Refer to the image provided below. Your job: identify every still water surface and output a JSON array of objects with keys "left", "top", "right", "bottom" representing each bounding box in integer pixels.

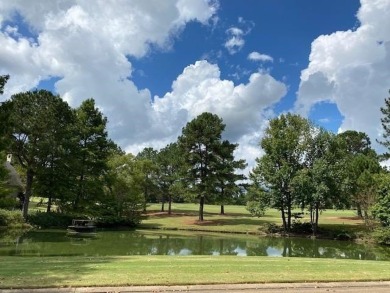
[{"left": 1, "top": 229, "right": 389, "bottom": 260}]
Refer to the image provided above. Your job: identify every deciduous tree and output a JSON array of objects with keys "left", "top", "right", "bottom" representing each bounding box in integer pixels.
[
  {"left": 252, "top": 114, "right": 311, "bottom": 232},
  {"left": 156, "top": 143, "right": 184, "bottom": 214},
  {"left": 3, "top": 90, "right": 74, "bottom": 218}
]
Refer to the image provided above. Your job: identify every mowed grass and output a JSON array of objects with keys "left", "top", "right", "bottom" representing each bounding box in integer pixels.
[
  {"left": 1, "top": 255, "right": 390, "bottom": 288},
  {"left": 140, "top": 203, "right": 365, "bottom": 234}
]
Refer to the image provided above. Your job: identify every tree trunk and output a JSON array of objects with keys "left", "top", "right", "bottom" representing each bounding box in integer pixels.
[
  {"left": 287, "top": 193, "right": 292, "bottom": 232},
  {"left": 310, "top": 206, "right": 313, "bottom": 224},
  {"left": 281, "top": 206, "right": 287, "bottom": 232},
  {"left": 168, "top": 194, "right": 172, "bottom": 215},
  {"left": 287, "top": 208, "right": 292, "bottom": 232},
  {"left": 313, "top": 203, "right": 319, "bottom": 236},
  {"left": 356, "top": 203, "right": 362, "bottom": 217},
  {"left": 161, "top": 201, "right": 165, "bottom": 212},
  {"left": 199, "top": 195, "right": 204, "bottom": 221},
  {"left": 143, "top": 186, "right": 148, "bottom": 212},
  {"left": 22, "top": 169, "right": 34, "bottom": 219},
  {"left": 46, "top": 196, "right": 52, "bottom": 213},
  {"left": 220, "top": 204, "right": 224, "bottom": 215}
]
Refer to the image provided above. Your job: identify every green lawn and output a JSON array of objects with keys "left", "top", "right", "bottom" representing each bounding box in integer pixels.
[
  {"left": 1, "top": 255, "right": 390, "bottom": 288},
  {"left": 140, "top": 203, "right": 365, "bottom": 235}
]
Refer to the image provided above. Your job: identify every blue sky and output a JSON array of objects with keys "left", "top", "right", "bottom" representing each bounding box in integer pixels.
[
  {"left": 130, "top": 0, "right": 360, "bottom": 132},
  {"left": 0, "top": 0, "right": 389, "bottom": 171}
]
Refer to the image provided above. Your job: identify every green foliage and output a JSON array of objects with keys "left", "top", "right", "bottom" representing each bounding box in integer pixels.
[
  {"left": 104, "top": 152, "right": 144, "bottom": 219},
  {"left": 0, "top": 209, "right": 24, "bottom": 227},
  {"left": 265, "top": 223, "right": 282, "bottom": 234},
  {"left": 370, "top": 173, "right": 390, "bottom": 227},
  {"left": 372, "top": 193, "right": 390, "bottom": 227},
  {"left": 214, "top": 140, "right": 246, "bottom": 212},
  {"left": 27, "top": 212, "right": 74, "bottom": 228},
  {"left": 95, "top": 212, "right": 141, "bottom": 228},
  {"left": 2, "top": 89, "right": 75, "bottom": 218},
  {"left": 136, "top": 147, "right": 160, "bottom": 209},
  {"left": 178, "top": 112, "right": 226, "bottom": 221},
  {"left": 337, "top": 131, "right": 381, "bottom": 219},
  {"left": 245, "top": 187, "right": 268, "bottom": 217},
  {"left": 290, "top": 220, "right": 313, "bottom": 234},
  {"left": 71, "top": 98, "right": 113, "bottom": 211},
  {"left": 0, "top": 195, "right": 18, "bottom": 210},
  {"left": 252, "top": 114, "right": 312, "bottom": 231},
  {"left": 246, "top": 201, "right": 266, "bottom": 217},
  {"left": 372, "top": 228, "right": 390, "bottom": 246},
  {"left": 178, "top": 112, "right": 245, "bottom": 220},
  {"left": 156, "top": 143, "right": 185, "bottom": 213}
]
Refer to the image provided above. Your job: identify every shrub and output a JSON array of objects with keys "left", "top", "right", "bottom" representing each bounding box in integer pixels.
[
  {"left": 372, "top": 228, "right": 390, "bottom": 246},
  {"left": 96, "top": 211, "right": 142, "bottom": 228},
  {"left": 372, "top": 194, "right": 390, "bottom": 227},
  {"left": 27, "top": 212, "right": 74, "bottom": 228},
  {"left": 266, "top": 223, "right": 282, "bottom": 234},
  {"left": 290, "top": 220, "right": 313, "bottom": 234},
  {"left": 246, "top": 201, "right": 266, "bottom": 217},
  {"left": 335, "top": 230, "right": 353, "bottom": 241},
  {"left": 0, "top": 209, "right": 24, "bottom": 227}
]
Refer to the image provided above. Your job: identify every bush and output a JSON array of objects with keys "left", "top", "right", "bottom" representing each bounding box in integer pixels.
[
  {"left": 266, "top": 223, "right": 282, "bottom": 234},
  {"left": 0, "top": 209, "right": 24, "bottom": 227},
  {"left": 96, "top": 212, "right": 142, "bottom": 228},
  {"left": 372, "top": 228, "right": 390, "bottom": 246},
  {"left": 27, "top": 212, "right": 74, "bottom": 228},
  {"left": 372, "top": 194, "right": 390, "bottom": 227},
  {"left": 335, "top": 231, "right": 352, "bottom": 241},
  {"left": 246, "top": 201, "right": 266, "bottom": 217},
  {"left": 290, "top": 220, "right": 313, "bottom": 234}
]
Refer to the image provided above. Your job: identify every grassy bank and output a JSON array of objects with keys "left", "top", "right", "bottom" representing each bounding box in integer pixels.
[
  {"left": 1, "top": 255, "right": 390, "bottom": 288},
  {"left": 140, "top": 203, "right": 366, "bottom": 236}
]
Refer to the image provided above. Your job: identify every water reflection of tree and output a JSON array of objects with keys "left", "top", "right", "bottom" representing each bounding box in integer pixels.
[
  {"left": 265, "top": 237, "right": 382, "bottom": 260},
  {"left": 217, "top": 239, "right": 239, "bottom": 255},
  {"left": 2, "top": 231, "right": 390, "bottom": 260}
]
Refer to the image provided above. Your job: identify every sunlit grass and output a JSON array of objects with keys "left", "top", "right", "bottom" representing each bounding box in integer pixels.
[
  {"left": 141, "top": 203, "right": 365, "bottom": 234},
  {"left": 1, "top": 255, "right": 389, "bottom": 288}
]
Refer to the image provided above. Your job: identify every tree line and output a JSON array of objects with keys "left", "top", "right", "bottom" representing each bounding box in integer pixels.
[
  {"left": 0, "top": 75, "right": 389, "bottom": 234},
  {"left": 0, "top": 77, "right": 246, "bottom": 224}
]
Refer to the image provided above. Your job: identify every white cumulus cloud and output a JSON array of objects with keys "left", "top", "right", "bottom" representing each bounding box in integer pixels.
[
  {"left": 0, "top": 0, "right": 218, "bottom": 146},
  {"left": 0, "top": 0, "right": 288, "bottom": 173},
  {"left": 151, "top": 60, "right": 287, "bottom": 169},
  {"left": 295, "top": 0, "right": 390, "bottom": 152},
  {"left": 248, "top": 51, "right": 273, "bottom": 62}
]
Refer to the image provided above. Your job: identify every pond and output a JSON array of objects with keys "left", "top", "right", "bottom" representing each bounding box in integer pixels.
[{"left": 1, "top": 229, "right": 389, "bottom": 260}]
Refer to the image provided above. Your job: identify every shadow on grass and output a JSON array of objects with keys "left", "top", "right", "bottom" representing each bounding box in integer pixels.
[
  {"left": 190, "top": 217, "right": 270, "bottom": 227},
  {"left": 0, "top": 256, "right": 114, "bottom": 289}
]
